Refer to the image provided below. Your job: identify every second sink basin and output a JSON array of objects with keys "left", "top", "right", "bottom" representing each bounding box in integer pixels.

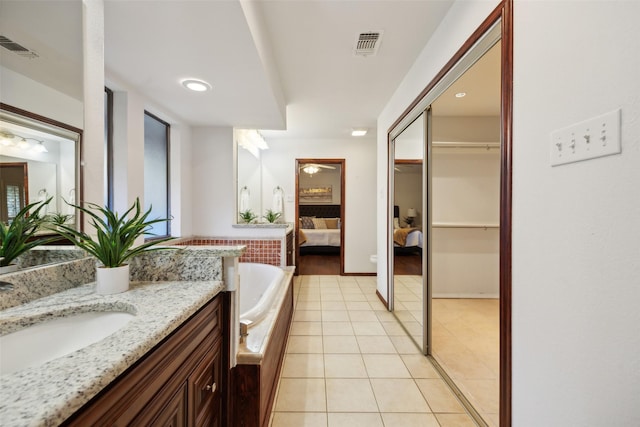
[{"left": 0, "top": 311, "right": 135, "bottom": 375}]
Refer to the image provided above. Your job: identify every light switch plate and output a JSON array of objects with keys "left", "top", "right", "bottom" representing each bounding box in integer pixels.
[{"left": 550, "top": 108, "right": 621, "bottom": 167}]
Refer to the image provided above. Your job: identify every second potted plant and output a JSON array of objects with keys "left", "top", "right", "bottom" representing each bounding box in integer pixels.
[{"left": 55, "top": 198, "right": 173, "bottom": 294}]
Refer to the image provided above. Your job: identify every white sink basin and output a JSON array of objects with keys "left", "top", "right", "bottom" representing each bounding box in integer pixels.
[{"left": 0, "top": 311, "right": 135, "bottom": 375}]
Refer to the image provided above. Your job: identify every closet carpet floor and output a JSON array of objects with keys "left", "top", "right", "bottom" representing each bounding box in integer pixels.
[{"left": 268, "top": 275, "right": 479, "bottom": 427}]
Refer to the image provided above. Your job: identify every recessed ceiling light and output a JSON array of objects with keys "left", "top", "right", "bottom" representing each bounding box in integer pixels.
[
  {"left": 351, "top": 128, "right": 368, "bottom": 137},
  {"left": 181, "top": 79, "right": 212, "bottom": 92},
  {"left": 455, "top": 92, "right": 467, "bottom": 98}
]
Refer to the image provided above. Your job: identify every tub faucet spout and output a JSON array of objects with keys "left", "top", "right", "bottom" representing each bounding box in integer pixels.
[{"left": 239, "top": 320, "right": 252, "bottom": 343}]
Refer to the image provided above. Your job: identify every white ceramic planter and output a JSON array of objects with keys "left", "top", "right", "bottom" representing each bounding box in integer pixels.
[{"left": 95, "top": 264, "right": 130, "bottom": 295}]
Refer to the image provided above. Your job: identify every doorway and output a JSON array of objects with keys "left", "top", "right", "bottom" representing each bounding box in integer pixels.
[
  {"left": 295, "top": 158, "right": 345, "bottom": 275},
  {"left": 0, "top": 163, "right": 29, "bottom": 223},
  {"left": 387, "top": 5, "right": 512, "bottom": 426}
]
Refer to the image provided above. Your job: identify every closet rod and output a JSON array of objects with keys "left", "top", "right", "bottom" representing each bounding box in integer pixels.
[
  {"left": 432, "top": 141, "right": 500, "bottom": 149},
  {"left": 432, "top": 222, "right": 500, "bottom": 230}
]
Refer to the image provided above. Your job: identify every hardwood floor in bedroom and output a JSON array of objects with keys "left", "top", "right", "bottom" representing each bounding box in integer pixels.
[{"left": 298, "top": 254, "right": 340, "bottom": 275}]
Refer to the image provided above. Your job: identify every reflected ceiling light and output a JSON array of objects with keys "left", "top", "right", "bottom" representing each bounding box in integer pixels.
[
  {"left": 17, "top": 138, "right": 30, "bottom": 149},
  {"left": 455, "top": 92, "right": 467, "bottom": 98},
  {"left": 33, "top": 141, "right": 48, "bottom": 153},
  {"left": 236, "top": 129, "right": 268, "bottom": 158},
  {"left": 302, "top": 165, "right": 320, "bottom": 175},
  {"left": 0, "top": 131, "right": 15, "bottom": 146},
  {"left": 181, "top": 78, "right": 212, "bottom": 92},
  {"left": 351, "top": 128, "right": 368, "bottom": 137}
]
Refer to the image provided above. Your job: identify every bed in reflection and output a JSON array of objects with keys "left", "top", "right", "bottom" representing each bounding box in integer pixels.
[{"left": 393, "top": 205, "right": 422, "bottom": 255}]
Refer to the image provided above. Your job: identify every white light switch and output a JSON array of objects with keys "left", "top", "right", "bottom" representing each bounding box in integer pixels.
[{"left": 550, "top": 108, "right": 621, "bottom": 166}]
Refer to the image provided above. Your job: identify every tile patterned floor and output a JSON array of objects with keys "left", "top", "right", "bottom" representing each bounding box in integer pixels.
[
  {"left": 392, "top": 275, "right": 499, "bottom": 426},
  {"left": 269, "top": 275, "right": 478, "bottom": 427}
]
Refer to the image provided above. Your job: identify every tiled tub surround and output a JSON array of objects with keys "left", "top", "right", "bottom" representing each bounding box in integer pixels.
[
  {"left": 0, "top": 245, "right": 245, "bottom": 426},
  {"left": 176, "top": 237, "right": 283, "bottom": 266}
]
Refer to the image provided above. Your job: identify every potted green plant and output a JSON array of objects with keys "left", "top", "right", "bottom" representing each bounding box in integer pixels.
[
  {"left": 55, "top": 198, "right": 173, "bottom": 294},
  {"left": 45, "top": 211, "right": 74, "bottom": 229},
  {"left": 0, "top": 198, "right": 55, "bottom": 273},
  {"left": 263, "top": 209, "right": 282, "bottom": 224},
  {"left": 239, "top": 209, "right": 258, "bottom": 224}
]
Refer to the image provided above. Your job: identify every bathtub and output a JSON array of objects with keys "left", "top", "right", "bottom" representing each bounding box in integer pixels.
[
  {"left": 238, "top": 262, "right": 286, "bottom": 325},
  {"left": 233, "top": 262, "right": 294, "bottom": 427}
]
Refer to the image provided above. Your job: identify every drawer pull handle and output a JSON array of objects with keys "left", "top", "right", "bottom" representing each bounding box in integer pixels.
[{"left": 205, "top": 383, "right": 217, "bottom": 393}]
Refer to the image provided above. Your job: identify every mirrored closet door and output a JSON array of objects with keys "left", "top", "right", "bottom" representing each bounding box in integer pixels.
[
  {"left": 388, "top": 21, "right": 503, "bottom": 426},
  {"left": 391, "top": 113, "right": 426, "bottom": 351}
]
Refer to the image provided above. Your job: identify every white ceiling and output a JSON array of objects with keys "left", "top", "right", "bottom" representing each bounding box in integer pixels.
[{"left": 4, "top": 1, "right": 499, "bottom": 142}]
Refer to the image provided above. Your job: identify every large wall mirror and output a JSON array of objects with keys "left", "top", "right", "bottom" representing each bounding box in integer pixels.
[{"left": 0, "top": 104, "right": 82, "bottom": 230}]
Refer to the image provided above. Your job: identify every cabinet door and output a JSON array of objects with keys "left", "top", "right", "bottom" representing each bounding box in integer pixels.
[
  {"left": 190, "top": 342, "right": 222, "bottom": 427},
  {"left": 133, "top": 381, "right": 188, "bottom": 427}
]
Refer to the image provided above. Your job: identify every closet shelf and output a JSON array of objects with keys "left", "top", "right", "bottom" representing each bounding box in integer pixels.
[
  {"left": 432, "top": 141, "right": 500, "bottom": 149},
  {"left": 432, "top": 222, "right": 499, "bottom": 229}
]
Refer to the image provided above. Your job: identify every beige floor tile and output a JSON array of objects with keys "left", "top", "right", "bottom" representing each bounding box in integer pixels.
[
  {"left": 322, "top": 310, "right": 350, "bottom": 322},
  {"left": 297, "top": 301, "right": 323, "bottom": 310},
  {"left": 323, "top": 321, "right": 354, "bottom": 336},
  {"left": 281, "top": 353, "right": 325, "bottom": 378},
  {"left": 363, "top": 354, "right": 411, "bottom": 378},
  {"left": 323, "top": 335, "right": 360, "bottom": 353},
  {"left": 433, "top": 413, "right": 477, "bottom": 427},
  {"left": 290, "top": 321, "right": 322, "bottom": 336},
  {"left": 374, "top": 310, "right": 396, "bottom": 321},
  {"left": 270, "top": 412, "right": 327, "bottom": 427},
  {"left": 326, "top": 378, "right": 379, "bottom": 412},
  {"left": 321, "top": 293, "right": 345, "bottom": 302},
  {"left": 297, "top": 293, "right": 322, "bottom": 302},
  {"left": 347, "top": 310, "right": 378, "bottom": 322},
  {"left": 322, "top": 301, "right": 347, "bottom": 311},
  {"left": 352, "top": 321, "right": 386, "bottom": 336},
  {"left": 380, "top": 413, "right": 440, "bottom": 427},
  {"left": 294, "top": 310, "right": 322, "bottom": 322},
  {"left": 381, "top": 321, "right": 408, "bottom": 336},
  {"left": 324, "top": 354, "right": 367, "bottom": 378},
  {"left": 327, "top": 412, "right": 384, "bottom": 427},
  {"left": 356, "top": 336, "right": 397, "bottom": 354},
  {"left": 370, "top": 378, "right": 430, "bottom": 413},
  {"left": 345, "top": 301, "right": 373, "bottom": 311},
  {"left": 286, "top": 335, "right": 323, "bottom": 354},
  {"left": 389, "top": 335, "right": 422, "bottom": 354},
  {"left": 275, "top": 378, "right": 326, "bottom": 412},
  {"left": 342, "top": 293, "right": 368, "bottom": 302},
  {"left": 415, "top": 379, "right": 464, "bottom": 413},
  {"left": 401, "top": 355, "right": 440, "bottom": 379}
]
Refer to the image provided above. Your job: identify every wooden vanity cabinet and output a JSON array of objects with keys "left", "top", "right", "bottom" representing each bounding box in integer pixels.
[{"left": 63, "top": 294, "right": 226, "bottom": 427}]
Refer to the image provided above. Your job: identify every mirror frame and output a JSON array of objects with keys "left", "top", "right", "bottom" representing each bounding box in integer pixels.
[{"left": 0, "top": 102, "right": 83, "bottom": 233}]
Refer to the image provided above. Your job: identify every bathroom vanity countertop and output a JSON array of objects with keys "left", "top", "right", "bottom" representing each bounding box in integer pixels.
[{"left": 0, "top": 279, "right": 225, "bottom": 426}]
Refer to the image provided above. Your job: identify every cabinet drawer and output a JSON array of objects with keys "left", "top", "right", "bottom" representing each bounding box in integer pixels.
[{"left": 190, "top": 341, "right": 222, "bottom": 427}]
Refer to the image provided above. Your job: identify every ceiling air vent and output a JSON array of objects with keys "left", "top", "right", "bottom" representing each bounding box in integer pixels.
[
  {"left": 0, "top": 35, "right": 39, "bottom": 59},
  {"left": 354, "top": 31, "right": 382, "bottom": 57}
]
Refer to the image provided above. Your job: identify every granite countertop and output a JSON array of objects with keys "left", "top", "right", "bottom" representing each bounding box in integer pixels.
[{"left": 0, "top": 279, "right": 225, "bottom": 426}]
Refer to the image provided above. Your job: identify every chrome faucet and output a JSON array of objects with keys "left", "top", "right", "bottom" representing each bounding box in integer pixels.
[{"left": 0, "top": 281, "right": 14, "bottom": 291}]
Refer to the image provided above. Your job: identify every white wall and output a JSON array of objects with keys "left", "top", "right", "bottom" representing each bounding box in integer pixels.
[
  {"left": 260, "top": 137, "right": 377, "bottom": 273},
  {"left": 0, "top": 66, "right": 83, "bottom": 129},
  {"left": 512, "top": 1, "right": 640, "bottom": 425},
  {"left": 379, "top": 0, "right": 640, "bottom": 424}
]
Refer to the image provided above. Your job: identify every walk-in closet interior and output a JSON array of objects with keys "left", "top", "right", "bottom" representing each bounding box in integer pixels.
[{"left": 388, "top": 28, "right": 501, "bottom": 426}]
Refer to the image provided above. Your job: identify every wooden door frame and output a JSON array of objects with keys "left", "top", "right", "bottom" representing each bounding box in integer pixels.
[
  {"left": 295, "top": 158, "right": 346, "bottom": 275},
  {"left": 385, "top": 1, "right": 513, "bottom": 425}
]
